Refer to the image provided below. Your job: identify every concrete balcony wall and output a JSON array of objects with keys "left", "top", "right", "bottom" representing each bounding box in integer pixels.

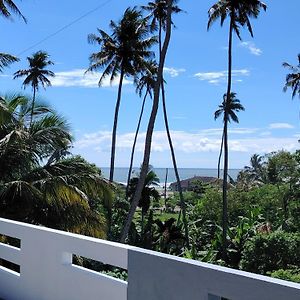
[{"left": 0, "top": 218, "right": 299, "bottom": 300}]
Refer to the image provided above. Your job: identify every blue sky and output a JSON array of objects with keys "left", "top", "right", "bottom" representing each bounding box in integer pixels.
[{"left": 0, "top": 0, "right": 299, "bottom": 169}]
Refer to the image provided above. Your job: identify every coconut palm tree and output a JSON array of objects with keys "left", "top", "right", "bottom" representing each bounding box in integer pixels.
[
  {"left": 208, "top": 0, "right": 266, "bottom": 257},
  {"left": 87, "top": 7, "right": 156, "bottom": 183},
  {"left": 120, "top": 0, "right": 173, "bottom": 243},
  {"left": 0, "top": 94, "right": 112, "bottom": 237},
  {"left": 0, "top": 1, "right": 27, "bottom": 73},
  {"left": 283, "top": 54, "right": 300, "bottom": 99},
  {"left": 142, "top": 0, "right": 182, "bottom": 50},
  {"left": 214, "top": 92, "right": 244, "bottom": 256},
  {"left": 142, "top": 0, "right": 189, "bottom": 247},
  {"left": 13, "top": 51, "right": 55, "bottom": 127},
  {"left": 127, "top": 167, "right": 160, "bottom": 236},
  {"left": 0, "top": 53, "right": 19, "bottom": 72},
  {"left": 126, "top": 60, "right": 158, "bottom": 195},
  {"left": 0, "top": 0, "right": 26, "bottom": 22}
]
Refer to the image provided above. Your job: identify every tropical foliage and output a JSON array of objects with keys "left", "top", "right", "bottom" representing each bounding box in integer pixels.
[
  {"left": 283, "top": 54, "right": 300, "bottom": 99},
  {"left": 0, "top": 95, "right": 112, "bottom": 237}
]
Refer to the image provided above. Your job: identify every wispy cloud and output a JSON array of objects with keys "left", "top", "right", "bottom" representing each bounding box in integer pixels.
[
  {"left": 240, "top": 41, "right": 262, "bottom": 56},
  {"left": 51, "top": 69, "right": 132, "bottom": 88},
  {"left": 164, "top": 67, "right": 186, "bottom": 77},
  {"left": 269, "top": 123, "right": 295, "bottom": 129},
  {"left": 194, "top": 69, "right": 250, "bottom": 84}
]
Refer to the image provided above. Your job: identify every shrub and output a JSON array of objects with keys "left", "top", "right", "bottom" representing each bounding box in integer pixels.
[
  {"left": 240, "top": 232, "right": 300, "bottom": 275},
  {"left": 270, "top": 269, "right": 300, "bottom": 283}
]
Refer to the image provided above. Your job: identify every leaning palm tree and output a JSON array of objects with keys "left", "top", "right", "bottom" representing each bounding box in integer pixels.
[
  {"left": 120, "top": 0, "right": 173, "bottom": 243},
  {"left": 87, "top": 7, "right": 156, "bottom": 183},
  {"left": 142, "top": 0, "right": 189, "bottom": 248},
  {"left": 214, "top": 92, "right": 244, "bottom": 255},
  {"left": 13, "top": 51, "right": 55, "bottom": 127},
  {"left": 283, "top": 54, "right": 300, "bottom": 99},
  {"left": 126, "top": 60, "right": 158, "bottom": 195},
  {"left": 208, "top": 0, "right": 266, "bottom": 258}
]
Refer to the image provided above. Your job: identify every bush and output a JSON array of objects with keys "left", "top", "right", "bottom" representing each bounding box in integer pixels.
[
  {"left": 270, "top": 269, "right": 300, "bottom": 283},
  {"left": 240, "top": 232, "right": 300, "bottom": 275}
]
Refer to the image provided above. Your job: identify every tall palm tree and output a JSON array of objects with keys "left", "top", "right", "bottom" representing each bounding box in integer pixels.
[
  {"left": 208, "top": 0, "right": 266, "bottom": 257},
  {"left": 120, "top": 0, "right": 173, "bottom": 243},
  {"left": 142, "top": 0, "right": 189, "bottom": 247},
  {"left": 214, "top": 92, "right": 244, "bottom": 256},
  {"left": 0, "top": 0, "right": 26, "bottom": 22},
  {"left": 0, "top": 94, "right": 112, "bottom": 237},
  {"left": 283, "top": 54, "right": 300, "bottom": 99},
  {"left": 13, "top": 51, "right": 55, "bottom": 127},
  {"left": 87, "top": 7, "right": 156, "bottom": 183},
  {"left": 126, "top": 60, "right": 158, "bottom": 195},
  {"left": 127, "top": 167, "right": 160, "bottom": 236}
]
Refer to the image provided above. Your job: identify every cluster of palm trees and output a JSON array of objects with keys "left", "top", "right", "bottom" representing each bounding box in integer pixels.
[
  {"left": 208, "top": 0, "right": 267, "bottom": 257},
  {"left": 86, "top": 1, "right": 189, "bottom": 244},
  {"left": 1, "top": 0, "right": 300, "bottom": 253},
  {"left": 0, "top": 1, "right": 112, "bottom": 237}
]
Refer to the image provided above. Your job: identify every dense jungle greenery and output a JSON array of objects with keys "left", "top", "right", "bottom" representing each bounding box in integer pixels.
[{"left": 0, "top": 0, "right": 299, "bottom": 284}]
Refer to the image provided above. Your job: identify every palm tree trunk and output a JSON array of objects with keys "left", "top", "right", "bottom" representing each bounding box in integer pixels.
[
  {"left": 217, "top": 130, "right": 224, "bottom": 179},
  {"left": 164, "top": 168, "right": 168, "bottom": 209},
  {"left": 30, "top": 86, "right": 36, "bottom": 128},
  {"left": 109, "top": 69, "right": 124, "bottom": 182},
  {"left": 126, "top": 91, "right": 148, "bottom": 196},
  {"left": 161, "top": 80, "right": 190, "bottom": 248},
  {"left": 120, "top": 0, "right": 173, "bottom": 243},
  {"left": 222, "top": 17, "right": 233, "bottom": 259},
  {"left": 141, "top": 209, "right": 145, "bottom": 238}
]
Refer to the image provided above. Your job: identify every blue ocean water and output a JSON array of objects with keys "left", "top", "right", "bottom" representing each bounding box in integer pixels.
[{"left": 101, "top": 167, "right": 241, "bottom": 184}]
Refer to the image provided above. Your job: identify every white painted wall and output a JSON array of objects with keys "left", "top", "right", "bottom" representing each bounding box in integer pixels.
[{"left": 0, "top": 218, "right": 299, "bottom": 300}]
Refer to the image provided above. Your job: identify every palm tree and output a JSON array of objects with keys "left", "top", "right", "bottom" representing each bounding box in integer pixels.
[
  {"left": 0, "top": 1, "right": 26, "bottom": 73},
  {"left": 87, "top": 7, "right": 156, "bottom": 183},
  {"left": 126, "top": 60, "right": 158, "bottom": 195},
  {"left": 13, "top": 51, "right": 55, "bottom": 127},
  {"left": 214, "top": 92, "right": 244, "bottom": 256},
  {"left": 120, "top": 0, "right": 173, "bottom": 243},
  {"left": 208, "top": 0, "right": 266, "bottom": 258},
  {"left": 0, "top": 94, "right": 112, "bottom": 237},
  {"left": 0, "top": 0, "right": 26, "bottom": 22},
  {"left": 283, "top": 54, "right": 300, "bottom": 99},
  {"left": 154, "top": 217, "right": 184, "bottom": 253},
  {"left": 142, "top": 0, "right": 182, "bottom": 51},
  {"left": 0, "top": 53, "right": 19, "bottom": 72},
  {"left": 142, "top": 0, "right": 189, "bottom": 247},
  {"left": 127, "top": 167, "right": 160, "bottom": 236}
]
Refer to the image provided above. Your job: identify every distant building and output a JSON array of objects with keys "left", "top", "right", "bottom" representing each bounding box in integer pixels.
[{"left": 169, "top": 176, "right": 220, "bottom": 192}]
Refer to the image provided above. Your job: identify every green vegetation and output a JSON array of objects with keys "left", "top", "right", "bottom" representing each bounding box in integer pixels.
[{"left": 1, "top": 0, "right": 299, "bottom": 285}]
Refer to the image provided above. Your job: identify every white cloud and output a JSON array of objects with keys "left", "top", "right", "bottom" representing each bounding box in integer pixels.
[
  {"left": 164, "top": 67, "right": 186, "bottom": 77},
  {"left": 194, "top": 69, "right": 250, "bottom": 84},
  {"left": 52, "top": 69, "right": 132, "bottom": 88},
  {"left": 269, "top": 123, "right": 295, "bottom": 129},
  {"left": 240, "top": 41, "right": 262, "bottom": 56},
  {"left": 74, "top": 128, "right": 298, "bottom": 155}
]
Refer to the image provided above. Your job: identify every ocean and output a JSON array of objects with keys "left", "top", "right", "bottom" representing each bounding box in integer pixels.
[{"left": 100, "top": 167, "right": 241, "bottom": 185}]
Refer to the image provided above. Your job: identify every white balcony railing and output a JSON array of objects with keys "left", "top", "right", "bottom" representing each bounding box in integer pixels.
[{"left": 0, "top": 217, "right": 299, "bottom": 300}]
